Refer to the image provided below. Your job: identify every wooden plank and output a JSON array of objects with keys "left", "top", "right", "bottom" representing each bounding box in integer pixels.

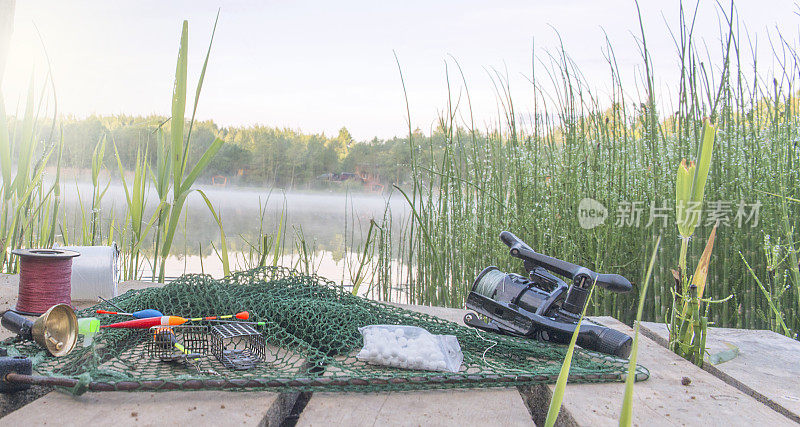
[
  {"left": 0, "top": 390, "right": 298, "bottom": 427},
  {"left": 299, "top": 389, "right": 533, "bottom": 427},
  {"left": 641, "top": 321, "right": 800, "bottom": 424},
  {"left": 379, "top": 306, "right": 797, "bottom": 426},
  {"left": 0, "top": 277, "right": 297, "bottom": 426},
  {"left": 301, "top": 306, "right": 793, "bottom": 426},
  {"left": 297, "top": 303, "right": 536, "bottom": 426},
  {"left": 528, "top": 316, "right": 793, "bottom": 427}
]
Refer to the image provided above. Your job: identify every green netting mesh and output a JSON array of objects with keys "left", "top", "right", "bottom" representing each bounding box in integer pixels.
[{"left": 2, "top": 267, "right": 648, "bottom": 394}]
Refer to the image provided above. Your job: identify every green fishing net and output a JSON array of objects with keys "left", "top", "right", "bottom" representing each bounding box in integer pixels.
[{"left": 2, "top": 266, "right": 648, "bottom": 394}]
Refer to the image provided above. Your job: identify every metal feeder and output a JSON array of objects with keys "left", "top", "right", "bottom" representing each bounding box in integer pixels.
[
  {"left": 145, "top": 325, "right": 208, "bottom": 361},
  {"left": 210, "top": 323, "right": 265, "bottom": 370}
]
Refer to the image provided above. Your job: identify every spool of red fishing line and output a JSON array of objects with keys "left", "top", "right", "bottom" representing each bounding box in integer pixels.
[{"left": 12, "top": 249, "right": 80, "bottom": 316}]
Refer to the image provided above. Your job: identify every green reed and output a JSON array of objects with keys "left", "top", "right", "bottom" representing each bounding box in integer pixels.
[
  {"left": 0, "top": 74, "right": 61, "bottom": 272},
  {"left": 0, "top": 15, "right": 227, "bottom": 283},
  {"left": 385, "top": 1, "right": 799, "bottom": 333},
  {"left": 155, "top": 15, "right": 224, "bottom": 283}
]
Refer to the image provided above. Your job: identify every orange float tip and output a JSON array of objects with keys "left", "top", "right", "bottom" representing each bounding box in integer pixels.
[
  {"left": 236, "top": 311, "right": 250, "bottom": 320},
  {"left": 165, "top": 316, "right": 188, "bottom": 326}
]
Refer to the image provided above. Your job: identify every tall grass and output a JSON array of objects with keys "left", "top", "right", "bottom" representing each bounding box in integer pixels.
[
  {"left": 0, "top": 16, "right": 227, "bottom": 283},
  {"left": 0, "top": 75, "right": 61, "bottom": 273},
  {"left": 155, "top": 16, "right": 224, "bottom": 282},
  {"left": 381, "top": 1, "right": 800, "bottom": 332},
  {"left": 114, "top": 140, "right": 151, "bottom": 280},
  {"left": 88, "top": 134, "right": 109, "bottom": 244}
]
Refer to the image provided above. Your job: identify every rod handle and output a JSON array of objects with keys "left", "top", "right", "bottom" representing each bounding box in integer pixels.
[{"left": 0, "top": 311, "right": 35, "bottom": 340}]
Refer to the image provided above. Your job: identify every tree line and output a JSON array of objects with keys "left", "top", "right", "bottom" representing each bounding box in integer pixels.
[{"left": 50, "top": 114, "right": 429, "bottom": 190}]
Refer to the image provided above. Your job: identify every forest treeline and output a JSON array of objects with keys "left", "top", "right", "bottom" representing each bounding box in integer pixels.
[{"left": 49, "top": 114, "right": 432, "bottom": 189}]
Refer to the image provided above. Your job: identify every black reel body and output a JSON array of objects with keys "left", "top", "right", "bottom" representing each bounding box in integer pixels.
[{"left": 464, "top": 231, "right": 633, "bottom": 358}]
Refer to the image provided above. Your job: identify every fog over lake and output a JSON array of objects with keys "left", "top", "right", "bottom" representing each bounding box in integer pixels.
[{"left": 61, "top": 180, "right": 411, "bottom": 282}]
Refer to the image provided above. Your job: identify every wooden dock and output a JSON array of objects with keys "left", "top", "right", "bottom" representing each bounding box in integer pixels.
[{"left": 0, "top": 276, "right": 796, "bottom": 426}]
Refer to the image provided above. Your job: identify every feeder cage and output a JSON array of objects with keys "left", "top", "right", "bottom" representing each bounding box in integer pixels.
[
  {"left": 210, "top": 323, "right": 266, "bottom": 370},
  {"left": 146, "top": 325, "right": 209, "bottom": 361}
]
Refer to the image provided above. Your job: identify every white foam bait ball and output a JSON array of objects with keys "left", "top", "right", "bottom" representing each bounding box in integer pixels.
[{"left": 359, "top": 325, "right": 462, "bottom": 373}]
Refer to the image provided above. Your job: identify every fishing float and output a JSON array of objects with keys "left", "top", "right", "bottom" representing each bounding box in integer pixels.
[
  {"left": 99, "top": 312, "right": 251, "bottom": 329},
  {"left": 186, "top": 311, "right": 249, "bottom": 322},
  {"left": 100, "top": 316, "right": 188, "bottom": 329},
  {"left": 96, "top": 296, "right": 164, "bottom": 318},
  {"left": 96, "top": 309, "right": 164, "bottom": 318}
]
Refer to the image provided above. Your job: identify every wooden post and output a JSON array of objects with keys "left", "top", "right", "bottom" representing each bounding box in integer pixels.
[{"left": 0, "top": 0, "right": 15, "bottom": 84}]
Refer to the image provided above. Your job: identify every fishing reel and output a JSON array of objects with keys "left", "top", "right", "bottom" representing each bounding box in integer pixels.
[{"left": 464, "top": 231, "right": 634, "bottom": 358}]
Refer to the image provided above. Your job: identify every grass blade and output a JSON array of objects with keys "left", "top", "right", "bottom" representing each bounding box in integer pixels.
[
  {"left": 184, "top": 9, "right": 220, "bottom": 158},
  {"left": 544, "top": 284, "right": 595, "bottom": 427},
  {"left": 171, "top": 21, "right": 188, "bottom": 185},
  {"left": 271, "top": 208, "right": 284, "bottom": 267},
  {"left": 691, "top": 225, "right": 717, "bottom": 299},
  {"left": 350, "top": 219, "right": 378, "bottom": 296},
  {"left": 619, "top": 236, "right": 661, "bottom": 426},
  {"left": 197, "top": 189, "right": 229, "bottom": 276},
  {"left": 740, "top": 252, "right": 791, "bottom": 336},
  {"left": 690, "top": 119, "right": 716, "bottom": 206},
  {"left": 14, "top": 76, "right": 36, "bottom": 198},
  {"left": 0, "top": 90, "right": 10, "bottom": 192},
  {"left": 180, "top": 137, "right": 224, "bottom": 194},
  {"left": 113, "top": 140, "right": 133, "bottom": 215}
]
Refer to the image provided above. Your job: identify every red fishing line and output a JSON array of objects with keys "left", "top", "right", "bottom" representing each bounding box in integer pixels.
[{"left": 13, "top": 249, "right": 79, "bottom": 315}]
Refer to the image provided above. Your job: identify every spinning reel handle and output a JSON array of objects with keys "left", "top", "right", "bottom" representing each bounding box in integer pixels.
[{"left": 499, "top": 231, "right": 632, "bottom": 293}]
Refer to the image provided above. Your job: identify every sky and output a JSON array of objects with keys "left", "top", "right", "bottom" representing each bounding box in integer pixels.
[{"left": 2, "top": 1, "right": 799, "bottom": 141}]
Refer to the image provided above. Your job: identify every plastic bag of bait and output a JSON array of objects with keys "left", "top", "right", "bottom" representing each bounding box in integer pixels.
[{"left": 356, "top": 325, "right": 463, "bottom": 372}]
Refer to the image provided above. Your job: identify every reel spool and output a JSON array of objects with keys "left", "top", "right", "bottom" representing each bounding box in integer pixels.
[
  {"left": 57, "top": 244, "right": 119, "bottom": 300},
  {"left": 12, "top": 249, "right": 80, "bottom": 316},
  {"left": 471, "top": 266, "right": 559, "bottom": 316}
]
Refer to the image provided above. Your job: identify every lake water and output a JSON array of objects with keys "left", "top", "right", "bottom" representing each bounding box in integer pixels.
[{"left": 60, "top": 181, "right": 412, "bottom": 287}]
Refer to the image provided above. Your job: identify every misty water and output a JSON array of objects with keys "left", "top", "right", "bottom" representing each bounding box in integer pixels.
[{"left": 60, "top": 180, "right": 411, "bottom": 285}]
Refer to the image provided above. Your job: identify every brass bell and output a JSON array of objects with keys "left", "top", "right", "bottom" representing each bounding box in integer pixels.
[{"left": 1, "top": 304, "right": 79, "bottom": 357}]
